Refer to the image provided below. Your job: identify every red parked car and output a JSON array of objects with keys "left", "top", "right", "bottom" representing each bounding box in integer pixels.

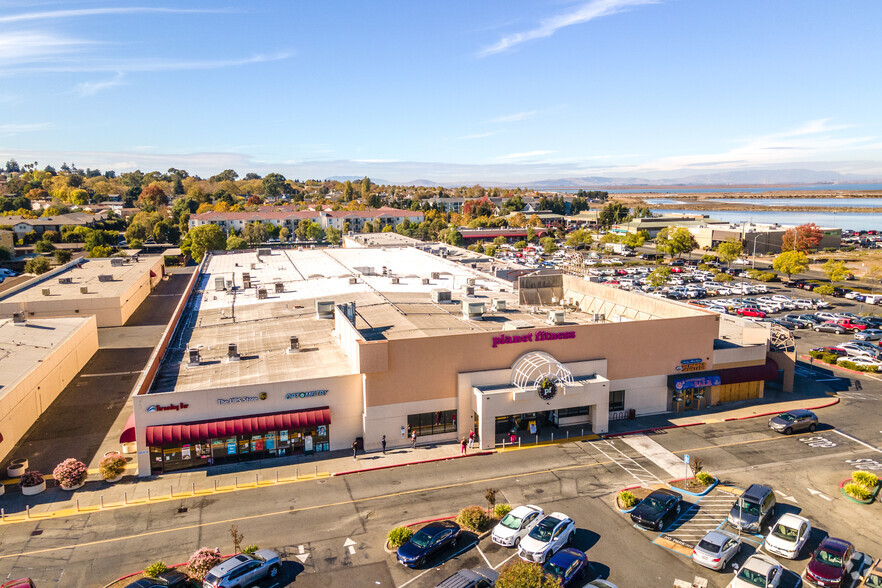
[
  {"left": 736, "top": 308, "right": 766, "bottom": 318},
  {"left": 802, "top": 537, "right": 854, "bottom": 587},
  {"left": 835, "top": 319, "right": 867, "bottom": 332}
]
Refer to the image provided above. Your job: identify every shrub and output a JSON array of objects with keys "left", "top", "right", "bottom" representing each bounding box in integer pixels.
[
  {"left": 618, "top": 490, "right": 637, "bottom": 508},
  {"left": 844, "top": 482, "right": 872, "bottom": 501},
  {"left": 52, "top": 458, "right": 88, "bottom": 488},
  {"left": 144, "top": 561, "right": 168, "bottom": 578},
  {"left": 714, "top": 272, "right": 734, "bottom": 283},
  {"left": 701, "top": 254, "right": 716, "bottom": 263},
  {"left": 19, "top": 470, "right": 44, "bottom": 488},
  {"left": 815, "top": 284, "right": 835, "bottom": 296},
  {"left": 852, "top": 471, "right": 879, "bottom": 488},
  {"left": 34, "top": 240, "right": 55, "bottom": 253},
  {"left": 496, "top": 560, "right": 560, "bottom": 588},
  {"left": 387, "top": 526, "right": 414, "bottom": 548},
  {"left": 494, "top": 503, "right": 513, "bottom": 518},
  {"left": 99, "top": 453, "right": 127, "bottom": 480},
  {"left": 457, "top": 505, "right": 490, "bottom": 532},
  {"left": 821, "top": 352, "right": 841, "bottom": 365},
  {"left": 695, "top": 472, "right": 715, "bottom": 485},
  {"left": 187, "top": 547, "right": 222, "bottom": 580},
  {"left": 242, "top": 544, "right": 259, "bottom": 554},
  {"left": 24, "top": 256, "right": 51, "bottom": 275}
]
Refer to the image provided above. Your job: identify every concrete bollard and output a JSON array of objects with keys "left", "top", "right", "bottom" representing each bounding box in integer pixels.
[
  {"left": 1, "top": 508, "right": 5, "bottom": 522},
  {"left": 100, "top": 495, "right": 104, "bottom": 509},
  {"left": 191, "top": 482, "right": 195, "bottom": 495},
  {"left": 295, "top": 467, "right": 299, "bottom": 481},
  {"left": 518, "top": 437, "right": 521, "bottom": 448},
  {"left": 275, "top": 471, "right": 279, "bottom": 484},
  {"left": 566, "top": 431, "right": 569, "bottom": 441},
  {"left": 502, "top": 439, "right": 506, "bottom": 451},
  {"left": 75, "top": 500, "right": 79, "bottom": 513},
  {"left": 551, "top": 433, "right": 554, "bottom": 443},
  {"left": 314, "top": 465, "right": 317, "bottom": 479},
  {"left": 255, "top": 473, "right": 259, "bottom": 486},
  {"left": 214, "top": 479, "right": 218, "bottom": 491},
  {"left": 235, "top": 476, "right": 238, "bottom": 488},
  {"left": 535, "top": 434, "right": 539, "bottom": 445},
  {"left": 124, "top": 492, "right": 128, "bottom": 505},
  {"left": 147, "top": 488, "right": 151, "bottom": 501},
  {"left": 169, "top": 485, "right": 173, "bottom": 499},
  {"left": 26, "top": 506, "right": 30, "bottom": 519}
]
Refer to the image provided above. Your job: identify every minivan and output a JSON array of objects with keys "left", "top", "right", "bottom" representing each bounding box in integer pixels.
[{"left": 727, "top": 484, "right": 776, "bottom": 534}]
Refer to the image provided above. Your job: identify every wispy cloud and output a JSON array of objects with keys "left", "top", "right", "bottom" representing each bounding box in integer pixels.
[
  {"left": 497, "top": 150, "right": 555, "bottom": 160},
  {"left": 491, "top": 111, "right": 535, "bottom": 123},
  {"left": 478, "top": 0, "right": 659, "bottom": 57},
  {"left": 0, "top": 30, "right": 93, "bottom": 65},
  {"left": 0, "top": 7, "right": 228, "bottom": 24},
  {"left": 72, "top": 72, "right": 124, "bottom": 97},
  {"left": 456, "top": 131, "right": 501, "bottom": 140},
  {"left": 0, "top": 122, "right": 52, "bottom": 134},
  {"left": 2, "top": 51, "right": 293, "bottom": 75}
]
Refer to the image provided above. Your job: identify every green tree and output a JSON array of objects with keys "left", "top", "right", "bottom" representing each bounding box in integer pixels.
[
  {"left": 138, "top": 184, "right": 168, "bottom": 209},
  {"left": 495, "top": 560, "right": 559, "bottom": 588},
  {"left": 565, "top": 229, "right": 593, "bottom": 248},
  {"left": 182, "top": 224, "right": 226, "bottom": 262},
  {"left": 772, "top": 250, "right": 809, "bottom": 280},
  {"left": 360, "top": 176, "right": 371, "bottom": 197},
  {"left": 622, "top": 230, "right": 648, "bottom": 249},
  {"left": 24, "top": 256, "right": 51, "bottom": 274},
  {"left": 153, "top": 220, "right": 180, "bottom": 244},
  {"left": 442, "top": 228, "right": 464, "bottom": 247},
  {"left": 526, "top": 227, "right": 536, "bottom": 243},
  {"left": 598, "top": 202, "right": 629, "bottom": 228},
  {"left": 823, "top": 259, "right": 849, "bottom": 284},
  {"left": 513, "top": 240, "right": 527, "bottom": 250},
  {"left": 714, "top": 272, "right": 734, "bottom": 283},
  {"left": 243, "top": 222, "right": 269, "bottom": 246},
  {"left": 716, "top": 238, "right": 744, "bottom": 268},
  {"left": 88, "top": 245, "right": 112, "bottom": 258},
  {"left": 34, "top": 240, "right": 56, "bottom": 253},
  {"left": 647, "top": 266, "right": 672, "bottom": 287},
  {"left": 540, "top": 236, "right": 558, "bottom": 254},
  {"left": 261, "top": 173, "right": 286, "bottom": 198},
  {"left": 54, "top": 249, "right": 73, "bottom": 264},
  {"left": 279, "top": 227, "right": 290, "bottom": 242},
  {"left": 226, "top": 234, "right": 248, "bottom": 250},
  {"left": 325, "top": 226, "right": 342, "bottom": 245},
  {"left": 656, "top": 226, "right": 698, "bottom": 259},
  {"left": 342, "top": 181, "right": 354, "bottom": 201}
]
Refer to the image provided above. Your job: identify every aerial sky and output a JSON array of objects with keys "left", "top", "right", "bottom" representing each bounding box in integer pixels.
[{"left": 2, "top": 0, "right": 881, "bottom": 184}]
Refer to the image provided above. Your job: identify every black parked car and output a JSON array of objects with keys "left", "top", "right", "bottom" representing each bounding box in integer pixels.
[
  {"left": 397, "top": 521, "right": 462, "bottom": 568},
  {"left": 630, "top": 488, "right": 682, "bottom": 531},
  {"left": 125, "top": 571, "right": 189, "bottom": 588}
]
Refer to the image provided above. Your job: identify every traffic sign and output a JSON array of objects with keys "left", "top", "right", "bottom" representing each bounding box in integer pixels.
[{"left": 684, "top": 454, "right": 690, "bottom": 464}]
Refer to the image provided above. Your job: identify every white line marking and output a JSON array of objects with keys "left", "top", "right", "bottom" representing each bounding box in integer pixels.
[
  {"left": 807, "top": 488, "right": 833, "bottom": 501},
  {"left": 621, "top": 434, "right": 689, "bottom": 479},
  {"left": 348, "top": 545, "right": 356, "bottom": 555},
  {"left": 476, "top": 545, "right": 492, "bottom": 568},
  {"left": 832, "top": 429, "right": 882, "bottom": 453},
  {"left": 492, "top": 552, "right": 519, "bottom": 570},
  {"left": 396, "top": 541, "right": 481, "bottom": 588},
  {"left": 774, "top": 490, "right": 797, "bottom": 503}
]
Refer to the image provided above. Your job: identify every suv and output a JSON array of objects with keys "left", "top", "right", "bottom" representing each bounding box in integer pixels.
[
  {"left": 727, "top": 484, "right": 776, "bottom": 534},
  {"left": 203, "top": 551, "right": 281, "bottom": 588},
  {"left": 435, "top": 568, "right": 498, "bottom": 588},
  {"left": 835, "top": 319, "right": 867, "bottom": 333},
  {"left": 126, "top": 571, "right": 189, "bottom": 588}
]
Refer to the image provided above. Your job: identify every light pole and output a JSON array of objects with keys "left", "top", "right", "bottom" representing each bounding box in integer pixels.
[{"left": 751, "top": 233, "right": 762, "bottom": 269}]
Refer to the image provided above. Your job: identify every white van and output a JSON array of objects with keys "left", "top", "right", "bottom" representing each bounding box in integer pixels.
[{"left": 864, "top": 294, "right": 882, "bottom": 305}]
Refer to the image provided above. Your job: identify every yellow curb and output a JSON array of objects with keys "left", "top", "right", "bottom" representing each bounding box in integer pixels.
[
  {"left": 0, "top": 471, "right": 331, "bottom": 526},
  {"left": 2, "top": 463, "right": 139, "bottom": 486},
  {"left": 497, "top": 434, "right": 600, "bottom": 452},
  {"left": 653, "top": 535, "right": 694, "bottom": 556},
  {"left": 715, "top": 485, "right": 744, "bottom": 496}
]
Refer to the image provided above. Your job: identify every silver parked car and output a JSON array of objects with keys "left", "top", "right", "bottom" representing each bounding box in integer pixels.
[
  {"left": 202, "top": 550, "right": 281, "bottom": 588},
  {"left": 768, "top": 409, "right": 818, "bottom": 435},
  {"left": 692, "top": 530, "right": 742, "bottom": 571}
]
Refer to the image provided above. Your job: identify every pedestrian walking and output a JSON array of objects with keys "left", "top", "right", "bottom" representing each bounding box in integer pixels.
[
  {"left": 467, "top": 429, "right": 475, "bottom": 449},
  {"left": 352, "top": 439, "right": 358, "bottom": 460},
  {"left": 509, "top": 431, "right": 517, "bottom": 445},
  {"left": 460, "top": 437, "right": 467, "bottom": 455},
  {"left": 411, "top": 430, "right": 417, "bottom": 449},
  {"left": 381, "top": 435, "right": 387, "bottom": 455}
]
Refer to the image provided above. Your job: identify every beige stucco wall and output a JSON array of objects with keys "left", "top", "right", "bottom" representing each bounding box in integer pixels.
[
  {"left": 0, "top": 315, "right": 98, "bottom": 463},
  {"left": 0, "top": 230, "right": 13, "bottom": 254}
]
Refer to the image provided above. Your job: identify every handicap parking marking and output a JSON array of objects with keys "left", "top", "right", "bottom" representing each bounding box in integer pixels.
[
  {"left": 844, "top": 457, "right": 882, "bottom": 471},
  {"left": 798, "top": 435, "right": 837, "bottom": 448}
]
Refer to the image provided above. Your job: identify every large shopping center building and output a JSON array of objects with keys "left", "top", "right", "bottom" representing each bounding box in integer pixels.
[{"left": 128, "top": 246, "right": 789, "bottom": 476}]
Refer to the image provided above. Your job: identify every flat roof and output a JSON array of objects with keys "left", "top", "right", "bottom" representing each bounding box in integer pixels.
[
  {"left": 153, "top": 247, "right": 712, "bottom": 392},
  {"left": 0, "top": 316, "right": 93, "bottom": 394},
  {"left": 0, "top": 257, "right": 154, "bottom": 303}
]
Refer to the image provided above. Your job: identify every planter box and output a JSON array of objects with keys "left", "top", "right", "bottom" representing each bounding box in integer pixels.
[
  {"left": 105, "top": 473, "right": 124, "bottom": 483},
  {"left": 839, "top": 479, "right": 881, "bottom": 505},
  {"left": 7, "top": 459, "right": 28, "bottom": 478},
  {"left": 667, "top": 476, "right": 719, "bottom": 497},
  {"left": 60, "top": 481, "right": 85, "bottom": 491},
  {"left": 21, "top": 480, "right": 46, "bottom": 496},
  {"left": 0, "top": 483, "right": 4, "bottom": 496}
]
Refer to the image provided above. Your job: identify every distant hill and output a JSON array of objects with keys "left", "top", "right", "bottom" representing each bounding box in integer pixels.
[{"left": 324, "top": 175, "right": 390, "bottom": 185}]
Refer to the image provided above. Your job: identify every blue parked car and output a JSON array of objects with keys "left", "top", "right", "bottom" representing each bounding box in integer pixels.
[
  {"left": 542, "top": 547, "right": 592, "bottom": 587},
  {"left": 396, "top": 520, "right": 461, "bottom": 568}
]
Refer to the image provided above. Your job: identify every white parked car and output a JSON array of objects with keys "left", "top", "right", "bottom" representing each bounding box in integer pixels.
[
  {"left": 763, "top": 513, "right": 811, "bottom": 559},
  {"left": 838, "top": 356, "right": 882, "bottom": 369},
  {"left": 793, "top": 299, "right": 814, "bottom": 309},
  {"left": 517, "top": 512, "right": 576, "bottom": 564},
  {"left": 491, "top": 505, "right": 543, "bottom": 548},
  {"left": 727, "top": 554, "right": 783, "bottom": 588}
]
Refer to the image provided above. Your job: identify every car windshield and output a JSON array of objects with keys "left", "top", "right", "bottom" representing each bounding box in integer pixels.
[
  {"left": 204, "top": 573, "right": 219, "bottom": 583},
  {"left": 643, "top": 497, "right": 664, "bottom": 511},
  {"left": 736, "top": 567, "right": 768, "bottom": 587},
  {"left": 816, "top": 548, "right": 844, "bottom": 568},
  {"left": 864, "top": 572, "right": 882, "bottom": 588},
  {"left": 772, "top": 524, "right": 798, "bottom": 541},
  {"left": 410, "top": 530, "right": 433, "bottom": 548},
  {"left": 500, "top": 513, "right": 523, "bottom": 530},
  {"left": 543, "top": 561, "right": 566, "bottom": 576},
  {"left": 528, "top": 519, "right": 559, "bottom": 542},
  {"left": 777, "top": 413, "right": 797, "bottom": 422},
  {"left": 696, "top": 539, "right": 721, "bottom": 553},
  {"left": 736, "top": 499, "right": 761, "bottom": 516}
]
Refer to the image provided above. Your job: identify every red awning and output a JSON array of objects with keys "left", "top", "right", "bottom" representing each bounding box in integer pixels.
[
  {"left": 716, "top": 358, "right": 779, "bottom": 386},
  {"left": 149, "top": 270, "right": 156, "bottom": 277},
  {"left": 119, "top": 413, "right": 136, "bottom": 443},
  {"left": 145, "top": 407, "right": 331, "bottom": 445}
]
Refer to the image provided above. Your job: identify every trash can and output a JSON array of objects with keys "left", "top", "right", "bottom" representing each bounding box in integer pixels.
[{"left": 628, "top": 409, "right": 636, "bottom": 420}]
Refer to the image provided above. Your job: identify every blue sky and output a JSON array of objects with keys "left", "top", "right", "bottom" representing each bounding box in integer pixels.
[{"left": 1, "top": 0, "right": 881, "bottom": 184}]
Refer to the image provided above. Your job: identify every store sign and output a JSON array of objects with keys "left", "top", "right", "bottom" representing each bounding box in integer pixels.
[
  {"left": 676, "top": 358, "right": 706, "bottom": 373},
  {"left": 492, "top": 330, "right": 576, "bottom": 349},
  {"left": 286, "top": 390, "right": 328, "bottom": 400},
  {"left": 146, "top": 402, "right": 189, "bottom": 412},
  {"left": 217, "top": 393, "right": 267, "bottom": 405},
  {"left": 673, "top": 375, "right": 721, "bottom": 391}
]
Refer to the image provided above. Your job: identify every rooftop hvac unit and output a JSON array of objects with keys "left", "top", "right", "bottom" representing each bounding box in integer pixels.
[
  {"left": 242, "top": 272, "right": 251, "bottom": 288},
  {"left": 342, "top": 301, "right": 356, "bottom": 322},
  {"left": 462, "top": 300, "right": 485, "bottom": 320},
  {"left": 42, "top": 288, "right": 51, "bottom": 296},
  {"left": 98, "top": 274, "right": 113, "bottom": 282},
  {"left": 421, "top": 278, "right": 429, "bottom": 285},
  {"left": 187, "top": 348, "right": 201, "bottom": 367},
  {"left": 250, "top": 263, "right": 256, "bottom": 270},
  {"left": 592, "top": 313, "right": 606, "bottom": 323},
  {"left": 391, "top": 277, "right": 400, "bottom": 284},
  {"left": 471, "top": 263, "right": 477, "bottom": 269},
  {"left": 431, "top": 272, "right": 440, "bottom": 279},
  {"left": 503, "top": 320, "right": 533, "bottom": 331},
  {"left": 349, "top": 277, "right": 358, "bottom": 285},
  {"left": 12, "top": 312, "right": 26, "bottom": 324},
  {"left": 490, "top": 299, "right": 506, "bottom": 312},
  {"left": 547, "top": 310, "right": 565, "bottom": 325},
  {"left": 215, "top": 276, "right": 226, "bottom": 291},
  {"left": 59, "top": 277, "right": 73, "bottom": 284},
  {"left": 274, "top": 281, "right": 284, "bottom": 293},
  {"left": 466, "top": 278, "right": 476, "bottom": 286},
  {"left": 431, "top": 288, "right": 452, "bottom": 304},
  {"left": 462, "top": 285, "right": 474, "bottom": 297},
  {"left": 225, "top": 279, "right": 234, "bottom": 290},
  {"left": 227, "top": 343, "right": 241, "bottom": 362},
  {"left": 287, "top": 335, "right": 300, "bottom": 354},
  {"left": 382, "top": 266, "right": 388, "bottom": 276},
  {"left": 80, "top": 286, "right": 89, "bottom": 294},
  {"left": 315, "top": 300, "right": 335, "bottom": 319},
  {"left": 110, "top": 258, "right": 124, "bottom": 267},
  {"left": 257, "top": 248, "right": 271, "bottom": 257},
  {"left": 257, "top": 288, "right": 268, "bottom": 299}
]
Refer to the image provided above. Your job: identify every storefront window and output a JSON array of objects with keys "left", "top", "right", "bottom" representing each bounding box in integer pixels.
[
  {"left": 408, "top": 410, "right": 457, "bottom": 437},
  {"left": 609, "top": 390, "right": 626, "bottom": 412},
  {"left": 557, "top": 406, "right": 590, "bottom": 418}
]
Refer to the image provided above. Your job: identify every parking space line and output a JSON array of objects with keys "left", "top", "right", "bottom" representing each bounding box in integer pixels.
[
  {"left": 492, "top": 551, "right": 518, "bottom": 571},
  {"left": 395, "top": 540, "right": 481, "bottom": 588},
  {"left": 832, "top": 429, "right": 882, "bottom": 453},
  {"left": 589, "top": 439, "right": 664, "bottom": 486},
  {"left": 475, "top": 545, "right": 492, "bottom": 569}
]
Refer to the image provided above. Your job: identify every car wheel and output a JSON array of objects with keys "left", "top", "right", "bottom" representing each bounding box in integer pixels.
[
  {"left": 808, "top": 423, "right": 817, "bottom": 432},
  {"left": 656, "top": 519, "right": 664, "bottom": 531},
  {"left": 568, "top": 531, "right": 575, "bottom": 544},
  {"left": 268, "top": 565, "right": 279, "bottom": 578},
  {"left": 451, "top": 535, "right": 458, "bottom": 547},
  {"left": 675, "top": 503, "right": 681, "bottom": 516},
  {"left": 783, "top": 427, "right": 792, "bottom": 435}
]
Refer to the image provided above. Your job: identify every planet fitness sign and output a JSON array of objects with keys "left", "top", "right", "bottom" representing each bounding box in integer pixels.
[{"left": 492, "top": 330, "right": 576, "bottom": 348}]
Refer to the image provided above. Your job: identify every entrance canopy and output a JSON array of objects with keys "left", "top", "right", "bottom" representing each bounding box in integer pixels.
[
  {"left": 145, "top": 407, "right": 330, "bottom": 445},
  {"left": 511, "top": 351, "right": 575, "bottom": 391}
]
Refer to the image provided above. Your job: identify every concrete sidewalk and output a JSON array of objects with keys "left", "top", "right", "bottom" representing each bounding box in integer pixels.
[{"left": 0, "top": 380, "right": 843, "bottom": 525}]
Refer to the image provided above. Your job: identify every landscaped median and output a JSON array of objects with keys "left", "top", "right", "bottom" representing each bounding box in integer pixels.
[
  {"left": 840, "top": 470, "right": 881, "bottom": 505},
  {"left": 103, "top": 547, "right": 239, "bottom": 588},
  {"left": 384, "top": 502, "right": 509, "bottom": 553},
  {"left": 668, "top": 472, "right": 718, "bottom": 497}
]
